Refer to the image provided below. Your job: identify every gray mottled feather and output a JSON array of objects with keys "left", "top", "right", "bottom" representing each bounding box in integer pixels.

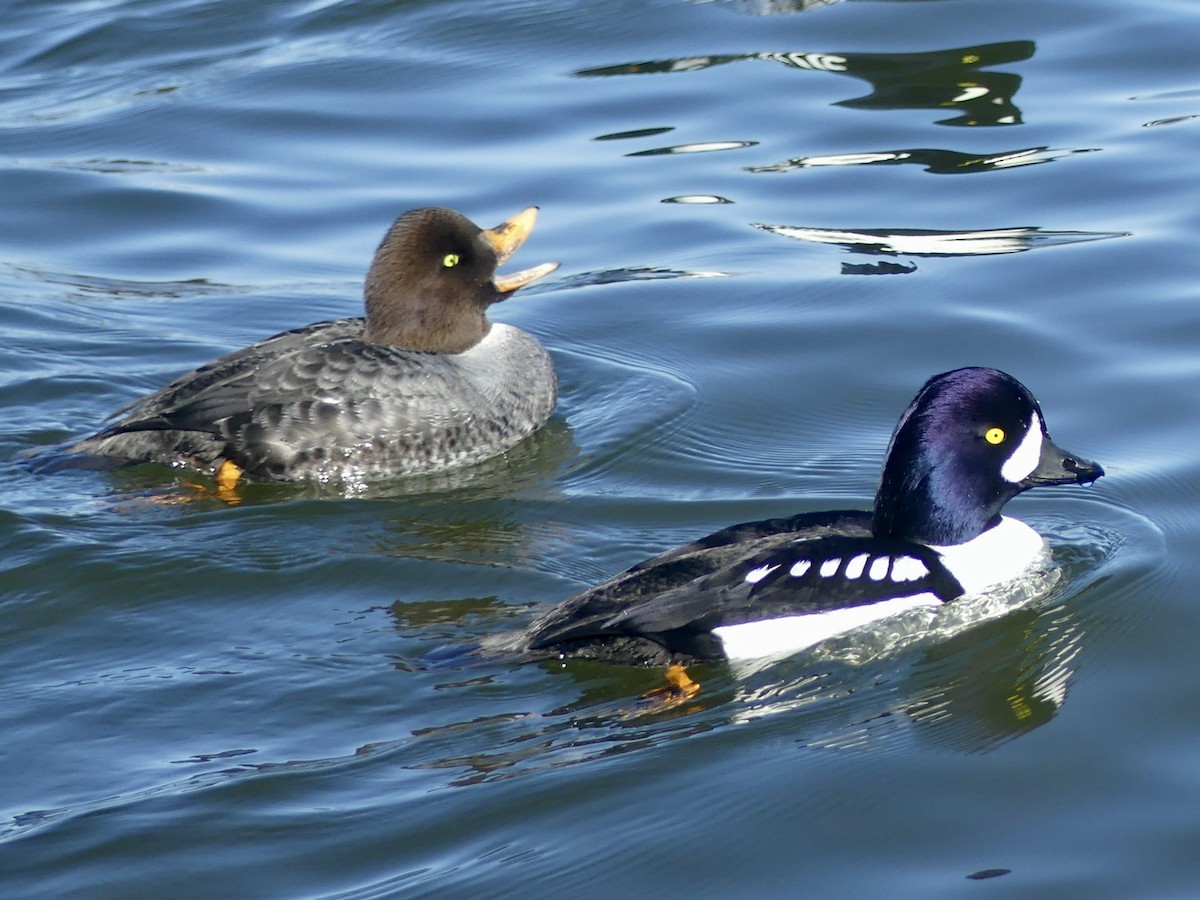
[{"left": 71, "top": 319, "right": 556, "bottom": 481}]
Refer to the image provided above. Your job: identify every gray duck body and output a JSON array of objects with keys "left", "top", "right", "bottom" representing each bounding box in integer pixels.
[
  {"left": 67, "top": 206, "right": 560, "bottom": 483},
  {"left": 71, "top": 319, "right": 556, "bottom": 482}
]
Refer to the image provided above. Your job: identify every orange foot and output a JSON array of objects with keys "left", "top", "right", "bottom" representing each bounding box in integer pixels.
[
  {"left": 178, "top": 459, "right": 245, "bottom": 505},
  {"left": 214, "top": 459, "right": 244, "bottom": 501},
  {"left": 641, "top": 663, "right": 701, "bottom": 702}
]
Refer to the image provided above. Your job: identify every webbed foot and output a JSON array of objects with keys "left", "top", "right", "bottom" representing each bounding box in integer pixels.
[
  {"left": 641, "top": 663, "right": 701, "bottom": 702},
  {"left": 177, "top": 459, "right": 245, "bottom": 504}
]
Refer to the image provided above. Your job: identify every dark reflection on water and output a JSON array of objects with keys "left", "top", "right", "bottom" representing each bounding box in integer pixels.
[
  {"left": 3, "top": 263, "right": 231, "bottom": 302},
  {"left": 1143, "top": 113, "right": 1199, "bottom": 128},
  {"left": 718, "top": 0, "right": 850, "bottom": 12},
  {"left": 392, "top": 596, "right": 525, "bottom": 632},
  {"left": 715, "top": 0, "right": 950, "bottom": 13},
  {"left": 577, "top": 41, "right": 1035, "bottom": 127},
  {"left": 549, "top": 265, "right": 729, "bottom": 289},
  {"left": 593, "top": 126, "right": 675, "bottom": 141},
  {"left": 842, "top": 260, "right": 918, "bottom": 275},
  {"left": 401, "top": 660, "right": 735, "bottom": 788},
  {"left": 901, "top": 602, "right": 1085, "bottom": 753}
]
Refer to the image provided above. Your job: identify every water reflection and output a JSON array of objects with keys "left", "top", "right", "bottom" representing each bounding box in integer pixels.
[
  {"left": 747, "top": 146, "right": 1098, "bottom": 175},
  {"left": 0, "top": 581, "right": 1099, "bottom": 833},
  {"left": 0, "top": 157, "right": 208, "bottom": 176},
  {"left": 594, "top": 126, "right": 676, "bottom": 141},
  {"left": 662, "top": 195, "right": 735, "bottom": 205},
  {"left": 901, "top": 603, "right": 1084, "bottom": 752},
  {"left": 716, "top": 0, "right": 848, "bottom": 13},
  {"left": 376, "top": 502, "right": 556, "bottom": 568},
  {"left": 1143, "top": 113, "right": 1200, "bottom": 128},
  {"left": 756, "top": 222, "right": 1128, "bottom": 259},
  {"left": 392, "top": 596, "right": 519, "bottom": 632},
  {"left": 4, "top": 263, "right": 231, "bottom": 301},
  {"left": 842, "top": 260, "right": 918, "bottom": 276},
  {"left": 626, "top": 140, "right": 757, "bottom": 157},
  {"left": 577, "top": 41, "right": 1035, "bottom": 127},
  {"left": 550, "top": 265, "right": 730, "bottom": 289},
  {"left": 404, "top": 663, "right": 729, "bottom": 788},
  {"left": 762, "top": 602, "right": 1084, "bottom": 753},
  {"left": 725, "top": 588, "right": 1086, "bottom": 752},
  {"left": 396, "top": 594, "right": 1087, "bottom": 786},
  {"left": 714, "top": 0, "right": 948, "bottom": 13}
]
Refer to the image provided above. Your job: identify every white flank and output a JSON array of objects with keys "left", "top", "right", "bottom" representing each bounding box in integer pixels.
[
  {"left": 714, "top": 594, "right": 941, "bottom": 660},
  {"left": 819, "top": 558, "right": 841, "bottom": 577},
  {"left": 1001, "top": 413, "right": 1044, "bottom": 483},
  {"left": 931, "top": 516, "right": 1047, "bottom": 596},
  {"left": 868, "top": 556, "right": 889, "bottom": 581}
]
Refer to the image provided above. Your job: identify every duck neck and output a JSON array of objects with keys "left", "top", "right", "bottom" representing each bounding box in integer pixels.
[
  {"left": 872, "top": 467, "right": 1004, "bottom": 547},
  {"left": 362, "top": 287, "right": 490, "bottom": 353}
]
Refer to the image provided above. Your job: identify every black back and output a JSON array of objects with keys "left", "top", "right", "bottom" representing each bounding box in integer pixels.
[{"left": 525, "top": 511, "right": 961, "bottom": 660}]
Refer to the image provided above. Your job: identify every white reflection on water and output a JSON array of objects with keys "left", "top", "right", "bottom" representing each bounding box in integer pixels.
[{"left": 756, "top": 223, "right": 1128, "bottom": 257}]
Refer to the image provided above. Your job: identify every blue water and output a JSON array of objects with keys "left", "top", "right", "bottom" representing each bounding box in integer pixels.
[{"left": 1, "top": 0, "right": 1197, "bottom": 896}]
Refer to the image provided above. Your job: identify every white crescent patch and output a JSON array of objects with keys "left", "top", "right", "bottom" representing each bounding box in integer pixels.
[{"left": 1000, "top": 412, "right": 1043, "bottom": 483}]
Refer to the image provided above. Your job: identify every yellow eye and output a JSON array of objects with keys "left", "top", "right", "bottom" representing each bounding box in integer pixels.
[
  {"left": 442, "top": 253, "right": 460, "bottom": 268},
  {"left": 985, "top": 427, "right": 1005, "bottom": 445}
]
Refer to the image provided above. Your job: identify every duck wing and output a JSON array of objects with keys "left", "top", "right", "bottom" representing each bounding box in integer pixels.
[
  {"left": 99, "top": 319, "right": 364, "bottom": 428},
  {"left": 94, "top": 317, "right": 496, "bottom": 476},
  {"left": 524, "top": 511, "right": 868, "bottom": 650}
]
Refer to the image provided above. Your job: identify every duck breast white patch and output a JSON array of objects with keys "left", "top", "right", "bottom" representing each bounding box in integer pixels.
[
  {"left": 1000, "top": 413, "right": 1044, "bottom": 483},
  {"left": 931, "top": 515, "right": 1046, "bottom": 596}
]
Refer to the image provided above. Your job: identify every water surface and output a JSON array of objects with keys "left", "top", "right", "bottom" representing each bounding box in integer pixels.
[{"left": 1, "top": 0, "right": 1197, "bottom": 896}]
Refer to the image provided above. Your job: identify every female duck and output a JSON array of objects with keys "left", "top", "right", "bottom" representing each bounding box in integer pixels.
[
  {"left": 486, "top": 367, "right": 1103, "bottom": 667},
  {"left": 70, "top": 207, "right": 559, "bottom": 485}
]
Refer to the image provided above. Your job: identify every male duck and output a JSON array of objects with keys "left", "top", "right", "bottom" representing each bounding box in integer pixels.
[{"left": 484, "top": 367, "right": 1103, "bottom": 671}]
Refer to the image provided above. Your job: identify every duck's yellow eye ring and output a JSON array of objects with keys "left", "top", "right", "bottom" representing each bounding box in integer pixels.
[
  {"left": 442, "top": 253, "right": 460, "bottom": 268},
  {"left": 985, "top": 427, "right": 1005, "bottom": 445}
]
